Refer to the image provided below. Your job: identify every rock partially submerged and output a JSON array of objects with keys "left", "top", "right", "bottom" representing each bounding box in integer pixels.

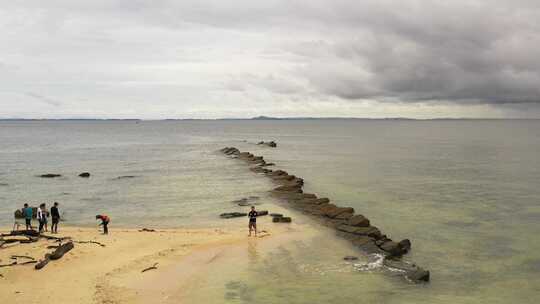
[
  {"left": 39, "top": 174, "right": 61, "bottom": 178},
  {"left": 113, "top": 175, "right": 138, "bottom": 180},
  {"left": 257, "top": 141, "right": 277, "bottom": 148},
  {"left": 220, "top": 212, "right": 247, "bottom": 219},
  {"left": 78, "top": 172, "right": 91, "bottom": 178},
  {"left": 272, "top": 216, "right": 292, "bottom": 223}
]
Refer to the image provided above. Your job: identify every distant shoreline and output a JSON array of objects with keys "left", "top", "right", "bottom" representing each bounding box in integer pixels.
[{"left": 1, "top": 117, "right": 539, "bottom": 122}]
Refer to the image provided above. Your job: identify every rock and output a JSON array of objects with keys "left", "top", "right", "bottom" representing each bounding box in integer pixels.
[
  {"left": 351, "top": 235, "right": 375, "bottom": 247},
  {"left": 383, "top": 259, "right": 430, "bottom": 282},
  {"left": 222, "top": 147, "right": 240, "bottom": 155},
  {"left": 326, "top": 207, "right": 355, "bottom": 218},
  {"left": 220, "top": 212, "right": 247, "bottom": 219},
  {"left": 343, "top": 256, "right": 359, "bottom": 261},
  {"left": 261, "top": 163, "right": 275, "bottom": 167},
  {"left": 257, "top": 210, "right": 269, "bottom": 216},
  {"left": 334, "top": 212, "right": 355, "bottom": 220},
  {"left": 268, "top": 170, "right": 287, "bottom": 177},
  {"left": 336, "top": 224, "right": 382, "bottom": 239},
  {"left": 273, "top": 184, "right": 303, "bottom": 192},
  {"left": 78, "top": 172, "right": 91, "bottom": 178},
  {"left": 272, "top": 217, "right": 292, "bottom": 223},
  {"left": 114, "top": 175, "right": 138, "bottom": 179},
  {"left": 39, "top": 174, "right": 61, "bottom": 178},
  {"left": 379, "top": 240, "right": 405, "bottom": 256},
  {"left": 257, "top": 141, "right": 277, "bottom": 148},
  {"left": 347, "top": 215, "right": 370, "bottom": 227},
  {"left": 407, "top": 268, "right": 430, "bottom": 282},
  {"left": 398, "top": 239, "right": 411, "bottom": 253},
  {"left": 270, "top": 213, "right": 283, "bottom": 218}
]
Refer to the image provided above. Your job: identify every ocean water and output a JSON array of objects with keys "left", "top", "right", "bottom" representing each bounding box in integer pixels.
[{"left": 1, "top": 119, "right": 539, "bottom": 303}]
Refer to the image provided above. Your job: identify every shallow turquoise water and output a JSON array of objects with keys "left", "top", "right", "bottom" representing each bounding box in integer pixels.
[{"left": 1, "top": 120, "right": 539, "bottom": 303}]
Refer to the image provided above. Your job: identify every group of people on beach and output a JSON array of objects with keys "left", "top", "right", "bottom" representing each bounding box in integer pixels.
[
  {"left": 17, "top": 202, "right": 256, "bottom": 236},
  {"left": 18, "top": 202, "right": 111, "bottom": 235},
  {"left": 21, "top": 202, "right": 61, "bottom": 233}
]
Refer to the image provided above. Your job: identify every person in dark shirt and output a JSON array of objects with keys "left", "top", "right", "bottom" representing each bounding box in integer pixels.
[
  {"left": 248, "top": 206, "right": 258, "bottom": 237},
  {"left": 96, "top": 214, "right": 110, "bottom": 234},
  {"left": 50, "top": 202, "right": 60, "bottom": 234}
]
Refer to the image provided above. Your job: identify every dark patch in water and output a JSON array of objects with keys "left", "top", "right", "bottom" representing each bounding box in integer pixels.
[
  {"left": 113, "top": 175, "right": 139, "bottom": 180},
  {"left": 81, "top": 197, "right": 102, "bottom": 202},
  {"left": 0, "top": 183, "right": 8, "bottom": 186}
]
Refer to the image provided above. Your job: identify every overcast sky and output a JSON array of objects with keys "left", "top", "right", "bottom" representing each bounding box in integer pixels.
[{"left": 1, "top": 0, "right": 540, "bottom": 119}]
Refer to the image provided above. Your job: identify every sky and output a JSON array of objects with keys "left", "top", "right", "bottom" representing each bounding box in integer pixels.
[{"left": 1, "top": 0, "right": 539, "bottom": 119}]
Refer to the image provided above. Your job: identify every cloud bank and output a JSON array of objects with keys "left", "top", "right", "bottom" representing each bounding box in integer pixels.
[{"left": 1, "top": 0, "right": 539, "bottom": 118}]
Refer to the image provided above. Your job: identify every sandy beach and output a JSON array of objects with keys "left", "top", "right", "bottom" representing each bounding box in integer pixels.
[{"left": 0, "top": 223, "right": 299, "bottom": 304}]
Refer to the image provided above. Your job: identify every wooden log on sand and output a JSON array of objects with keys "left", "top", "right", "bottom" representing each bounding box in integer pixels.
[{"left": 35, "top": 242, "right": 74, "bottom": 270}]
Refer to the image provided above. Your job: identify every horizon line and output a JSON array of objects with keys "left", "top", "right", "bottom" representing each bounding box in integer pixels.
[{"left": 1, "top": 116, "right": 540, "bottom": 121}]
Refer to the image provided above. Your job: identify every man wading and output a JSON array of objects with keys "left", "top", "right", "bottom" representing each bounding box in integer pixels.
[{"left": 248, "top": 206, "right": 258, "bottom": 237}]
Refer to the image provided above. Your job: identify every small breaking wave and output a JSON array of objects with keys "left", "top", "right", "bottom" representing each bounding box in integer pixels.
[{"left": 353, "top": 253, "right": 385, "bottom": 272}]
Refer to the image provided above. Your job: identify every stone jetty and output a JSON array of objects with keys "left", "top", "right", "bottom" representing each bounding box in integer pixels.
[{"left": 219, "top": 146, "right": 430, "bottom": 283}]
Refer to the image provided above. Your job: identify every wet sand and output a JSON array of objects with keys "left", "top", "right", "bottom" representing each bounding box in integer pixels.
[{"left": 0, "top": 223, "right": 304, "bottom": 304}]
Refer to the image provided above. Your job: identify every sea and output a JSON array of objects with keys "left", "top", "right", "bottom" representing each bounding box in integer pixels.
[{"left": 1, "top": 119, "right": 539, "bottom": 303}]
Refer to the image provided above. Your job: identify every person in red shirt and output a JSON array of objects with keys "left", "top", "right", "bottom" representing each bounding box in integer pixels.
[{"left": 95, "top": 215, "right": 110, "bottom": 234}]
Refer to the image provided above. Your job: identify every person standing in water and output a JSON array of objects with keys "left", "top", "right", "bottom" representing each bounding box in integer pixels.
[
  {"left": 23, "top": 203, "right": 33, "bottom": 230},
  {"left": 50, "top": 202, "right": 60, "bottom": 234},
  {"left": 248, "top": 206, "right": 258, "bottom": 237},
  {"left": 96, "top": 214, "right": 110, "bottom": 234}
]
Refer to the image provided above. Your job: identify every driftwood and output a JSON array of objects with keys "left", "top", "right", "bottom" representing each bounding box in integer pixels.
[
  {"left": 11, "top": 255, "right": 35, "bottom": 260},
  {"left": 35, "top": 242, "right": 74, "bottom": 270},
  {"left": 141, "top": 263, "right": 158, "bottom": 273},
  {"left": 0, "top": 260, "right": 36, "bottom": 268},
  {"left": 0, "top": 262, "right": 17, "bottom": 268},
  {"left": 35, "top": 255, "right": 51, "bottom": 270},
  {"left": 73, "top": 240, "right": 106, "bottom": 247}
]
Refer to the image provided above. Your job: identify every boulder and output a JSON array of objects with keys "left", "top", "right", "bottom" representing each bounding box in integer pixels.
[
  {"left": 336, "top": 224, "right": 382, "bottom": 239},
  {"left": 257, "top": 210, "right": 269, "bottom": 216},
  {"left": 326, "top": 207, "right": 355, "bottom": 218},
  {"left": 269, "top": 170, "right": 287, "bottom": 177},
  {"left": 379, "top": 240, "right": 405, "bottom": 256},
  {"left": 347, "top": 215, "right": 370, "bottom": 227},
  {"left": 273, "top": 184, "right": 302, "bottom": 192},
  {"left": 39, "top": 174, "right": 61, "bottom": 178},
  {"left": 383, "top": 259, "right": 430, "bottom": 282},
  {"left": 257, "top": 141, "right": 277, "bottom": 148},
  {"left": 398, "top": 239, "right": 412, "bottom": 253},
  {"left": 302, "top": 193, "right": 317, "bottom": 199},
  {"left": 343, "top": 256, "right": 359, "bottom": 261},
  {"left": 334, "top": 212, "right": 355, "bottom": 220},
  {"left": 270, "top": 213, "right": 283, "bottom": 218},
  {"left": 272, "top": 216, "right": 292, "bottom": 223},
  {"left": 78, "top": 172, "right": 91, "bottom": 178},
  {"left": 350, "top": 235, "right": 375, "bottom": 247}
]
